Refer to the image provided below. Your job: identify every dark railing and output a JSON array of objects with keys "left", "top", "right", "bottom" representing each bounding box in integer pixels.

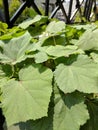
[
  {"left": 1, "top": 0, "right": 97, "bottom": 26},
  {"left": 2, "top": 0, "right": 42, "bottom": 27},
  {"left": 0, "top": 108, "right": 5, "bottom": 130}
]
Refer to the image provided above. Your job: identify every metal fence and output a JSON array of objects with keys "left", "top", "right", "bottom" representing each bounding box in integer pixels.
[{"left": 0, "top": 0, "right": 97, "bottom": 27}]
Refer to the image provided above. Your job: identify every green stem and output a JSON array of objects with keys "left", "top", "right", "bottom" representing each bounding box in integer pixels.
[{"left": 53, "top": 36, "right": 56, "bottom": 46}]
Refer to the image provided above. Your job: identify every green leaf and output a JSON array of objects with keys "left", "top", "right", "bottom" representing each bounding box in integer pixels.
[
  {"left": 34, "top": 51, "right": 49, "bottom": 63},
  {"left": 54, "top": 55, "right": 98, "bottom": 93},
  {"left": 39, "top": 21, "right": 66, "bottom": 46},
  {"left": 4, "top": 124, "right": 20, "bottom": 130},
  {"left": 46, "top": 21, "right": 65, "bottom": 34},
  {"left": 53, "top": 89, "right": 89, "bottom": 130},
  {"left": 7, "top": 101, "right": 54, "bottom": 130},
  {"left": 28, "top": 25, "right": 46, "bottom": 38},
  {"left": 0, "top": 22, "right": 8, "bottom": 34},
  {"left": 72, "top": 23, "right": 97, "bottom": 30},
  {"left": 90, "top": 51, "right": 98, "bottom": 63},
  {"left": 0, "top": 40, "right": 4, "bottom": 47},
  {"left": 77, "top": 29, "right": 98, "bottom": 51},
  {"left": 34, "top": 44, "right": 81, "bottom": 63},
  {"left": 54, "top": 102, "right": 89, "bottom": 130},
  {"left": 45, "top": 45, "right": 83, "bottom": 58},
  {"left": 0, "top": 27, "right": 25, "bottom": 41},
  {"left": 18, "top": 15, "right": 48, "bottom": 29},
  {"left": 1, "top": 64, "right": 53, "bottom": 126},
  {"left": 0, "top": 64, "right": 12, "bottom": 89},
  {"left": 41, "top": 35, "right": 66, "bottom": 46},
  {"left": 0, "top": 32, "right": 32, "bottom": 65}
]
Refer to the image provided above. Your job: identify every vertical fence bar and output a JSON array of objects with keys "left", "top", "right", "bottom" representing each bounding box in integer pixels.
[
  {"left": 3, "top": 0, "right": 10, "bottom": 26},
  {"left": 45, "top": 0, "right": 50, "bottom": 16},
  {"left": 68, "top": 0, "right": 73, "bottom": 20},
  {"left": 57, "top": 0, "right": 70, "bottom": 23}
]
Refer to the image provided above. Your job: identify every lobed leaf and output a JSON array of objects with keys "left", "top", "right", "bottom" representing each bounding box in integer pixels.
[
  {"left": 77, "top": 29, "right": 98, "bottom": 51},
  {"left": 53, "top": 88, "right": 89, "bottom": 130},
  {"left": 34, "top": 51, "right": 49, "bottom": 63},
  {"left": 46, "top": 21, "right": 65, "bottom": 34},
  {"left": 18, "top": 15, "right": 48, "bottom": 29},
  {"left": 0, "top": 32, "right": 32, "bottom": 65},
  {"left": 54, "top": 55, "right": 98, "bottom": 93},
  {"left": 1, "top": 64, "right": 53, "bottom": 126},
  {"left": 45, "top": 45, "right": 83, "bottom": 58},
  {"left": 7, "top": 103, "right": 53, "bottom": 130}
]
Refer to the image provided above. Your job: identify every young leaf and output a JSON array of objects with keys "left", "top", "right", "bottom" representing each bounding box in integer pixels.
[
  {"left": 0, "top": 22, "right": 8, "bottom": 34},
  {"left": 1, "top": 64, "right": 53, "bottom": 126},
  {"left": 34, "top": 51, "right": 49, "bottom": 63},
  {"left": 0, "top": 32, "right": 32, "bottom": 65},
  {"left": 54, "top": 55, "right": 98, "bottom": 93},
  {"left": 39, "top": 21, "right": 66, "bottom": 46},
  {"left": 46, "top": 21, "right": 65, "bottom": 34},
  {"left": 18, "top": 15, "right": 48, "bottom": 29}
]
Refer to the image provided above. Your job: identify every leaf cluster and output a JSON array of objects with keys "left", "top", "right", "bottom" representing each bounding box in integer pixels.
[{"left": 0, "top": 15, "right": 98, "bottom": 130}]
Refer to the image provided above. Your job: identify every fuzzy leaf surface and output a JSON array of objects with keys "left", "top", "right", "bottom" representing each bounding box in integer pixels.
[
  {"left": 77, "top": 29, "right": 98, "bottom": 50},
  {"left": 7, "top": 102, "right": 54, "bottom": 130},
  {"left": 0, "top": 32, "right": 32, "bottom": 65},
  {"left": 46, "top": 21, "right": 65, "bottom": 34},
  {"left": 1, "top": 64, "right": 53, "bottom": 126},
  {"left": 54, "top": 55, "right": 98, "bottom": 93},
  {"left": 39, "top": 21, "right": 66, "bottom": 46},
  {"left": 34, "top": 51, "right": 49, "bottom": 63}
]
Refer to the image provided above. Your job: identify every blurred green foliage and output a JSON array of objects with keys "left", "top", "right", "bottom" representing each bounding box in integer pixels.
[
  {"left": 0, "top": 0, "right": 3, "bottom": 9},
  {"left": 0, "top": 0, "right": 44, "bottom": 24},
  {"left": 9, "top": 0, "right": 38, "bottom": 24}
]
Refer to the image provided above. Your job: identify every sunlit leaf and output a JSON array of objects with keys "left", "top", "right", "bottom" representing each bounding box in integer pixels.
[
  {"left": 0, "top": 22, "right": 8, "bottom": 34},
  {"left": 0, "top": 32, "right": 32, "bottom": 65},
  {"left": 77, "top": 29, "right": 98, "bottom": 50},
  {"left": 54, "top": 55, "right": 98, "bottom": 93},
  {"left": 46, "top": 21, "right": 65, "bottom": 34},
  {"left": 41, "top": 35, "right": 66, "bottom": 46},
  {"left": 7, "top": 101, "right": 54, "bottom": 130},
  {"left": 34, "top": 51, "right": 49, "bottom": 63},
  {"left": 19, "top": 15, "right": 48, "bottom": 29},
  {"left": 39, "top": 21, "right": 66, "bottom": 46},
  {"left": 90, "top": 51, "right": 98, "bottom": 63},
  {"left": 1, "top": 64, "right": 53, "bottom": 126},
  {"left": 45, "top": 45, "right": 83, "bottom": 58}
]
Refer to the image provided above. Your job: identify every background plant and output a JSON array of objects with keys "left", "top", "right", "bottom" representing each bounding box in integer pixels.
[{"left": 0, "top": 0, "right": 44, "bottom": 24}]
